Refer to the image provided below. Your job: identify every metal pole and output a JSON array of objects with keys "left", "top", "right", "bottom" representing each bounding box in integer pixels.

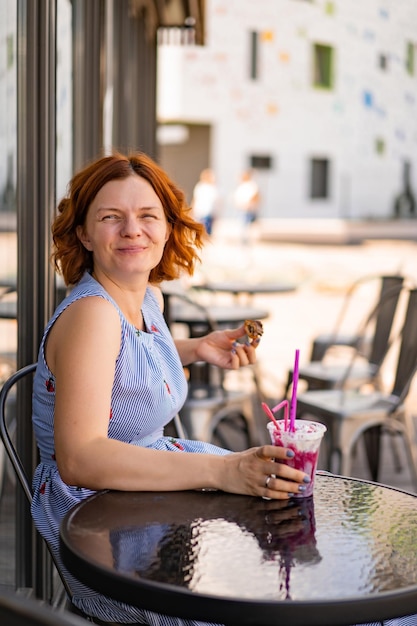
[{"left": 16, "top": 0, "right": 56, "bottom": 599}]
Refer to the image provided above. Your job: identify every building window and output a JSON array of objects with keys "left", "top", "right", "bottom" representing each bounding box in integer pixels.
[
  {"left": 312, "top": 44, "right": 334, "bottom": 89},
  {"left": 310, "top": 158, "right": 330, "bottom": 199},
  {"left": 6, "top": 33, "right": 14, "bottom": 69},
  {"left": 406, "top": 42, "right": 415, "bottom": 76},
  {"left": 375, "top": 138, "right": 385, "bottom": 155},
  {"left": 249, "top": 31, "right": 259, "bottom": 80},
  {"left": 250, "top": 154, "right": 273, "bottom": 170},
  {"left": 379, "top": 54, "right": 388, "bottom": 70}
]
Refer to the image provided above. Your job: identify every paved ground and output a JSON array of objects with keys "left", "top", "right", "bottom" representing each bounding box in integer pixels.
[{"left": 2, "top": 224, "right": 417, "bottom": 593}]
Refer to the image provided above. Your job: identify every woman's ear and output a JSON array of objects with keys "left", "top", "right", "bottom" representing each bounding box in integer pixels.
[{"left": 76, "top": 225, "right": 93, "bottom": 251}]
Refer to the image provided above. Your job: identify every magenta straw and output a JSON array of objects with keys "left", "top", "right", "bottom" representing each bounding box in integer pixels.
[{"left": 289, "top": 349, "right": 300, "bottom": 432}]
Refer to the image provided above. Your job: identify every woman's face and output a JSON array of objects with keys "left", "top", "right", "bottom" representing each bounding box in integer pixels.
[{"left": 77, "top": 175, "right": 170, "bottom": 283}]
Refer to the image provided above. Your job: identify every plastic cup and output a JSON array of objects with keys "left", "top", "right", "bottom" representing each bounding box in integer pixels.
[{"left": 267, "top": 419, "right": 327, "bottom": 498}]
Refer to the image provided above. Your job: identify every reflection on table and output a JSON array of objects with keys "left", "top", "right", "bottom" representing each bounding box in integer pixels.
[{"left": 60, "top": 473, "right": 417, "bottom": 626}]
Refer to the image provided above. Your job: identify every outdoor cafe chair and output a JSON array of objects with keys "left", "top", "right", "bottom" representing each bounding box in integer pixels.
[
  {"left": 164, "top": 288, "right": 261, "bottom": 451},
  {"left": 295, "top": 287, "right": 417, "bottom": 487},
  {"left": 0, "top": 363, "right": 103, "bottom": 622},
  {"left": 308, "top": 274, "right": 405, "bottom": 362},
  {"left": 285, "top": 274, "right": 405, "bottom": 395}
]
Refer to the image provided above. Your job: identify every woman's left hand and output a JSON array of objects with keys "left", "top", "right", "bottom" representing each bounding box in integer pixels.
[{"left": 195, "top": 324, "right": 260, "bottom": 369}]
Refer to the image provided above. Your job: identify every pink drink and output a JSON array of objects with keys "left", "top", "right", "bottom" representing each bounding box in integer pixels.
[{"left": 267, "top": 420, "right": 326, "bottom": 497}]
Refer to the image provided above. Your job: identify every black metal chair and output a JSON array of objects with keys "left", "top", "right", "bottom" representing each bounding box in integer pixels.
[
  {"left": 0, "top": 363, "right": 98, "bottom": 622},
  {"left": 285, "top": 275, "right": 406, "bottom": 394},
  {"left": 308, "top": 274, "right": 405, "bottom": 361},
  {"left": 0, "top": 364, "right": 37, "bottom": 502},
  {"left": 295, "top": 287, "right": 417, "bottom": 486},
  {"left": 0, "top": 590, "right": 87, "bottom": 626},
  {"left": 165, "top": 289, "right": 261, "bottom": 450}
]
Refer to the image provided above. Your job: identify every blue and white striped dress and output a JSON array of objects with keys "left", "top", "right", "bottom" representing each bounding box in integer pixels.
[{"left": 31, "top": 272, "right": 229, "bottom": 625}]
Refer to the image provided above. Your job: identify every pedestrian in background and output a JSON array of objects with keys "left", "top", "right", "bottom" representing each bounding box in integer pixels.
[
  {"left": 191, "top": 168, "right": 220, "bottom": 236},
  {"left": 233, "top": 169, "right": 261, "bottom": 245}
]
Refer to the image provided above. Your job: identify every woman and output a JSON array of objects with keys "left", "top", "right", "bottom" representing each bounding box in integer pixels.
[
  {"left": 31, "top": 151, "right": 309, "bottom": 625},
  {"left": 191, "top": 168, "right": 220, "bottom": 236},
  {"left": 233, "top": 169, "right": 260, "bottom": 246}
]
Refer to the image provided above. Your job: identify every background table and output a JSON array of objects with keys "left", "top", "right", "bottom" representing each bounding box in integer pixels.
[
  {"left": 168, "top": 296, "right": 269, "bottom": 390},
  {"left": 194, "top": 279, "right": 297, "bottom": 303},
  {"left": 167, "top": 298, "right": 270, "bottom": 336},
  {"left": 60, "top": 474, "right": 417, "bottom": 626}
]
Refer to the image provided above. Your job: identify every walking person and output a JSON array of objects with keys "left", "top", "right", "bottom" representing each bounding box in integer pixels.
[
  {"left": 233, "top": 169, "right": 261, "bottom": 245},
  {"left": 191, "top": 168, "right": 220, "bottom": 236}
]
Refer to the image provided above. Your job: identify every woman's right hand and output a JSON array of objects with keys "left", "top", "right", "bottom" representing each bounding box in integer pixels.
[{"left": 219, "top": 445, "right": 310, "bottom": 500}]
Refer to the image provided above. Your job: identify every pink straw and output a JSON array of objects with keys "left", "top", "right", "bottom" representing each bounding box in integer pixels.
[
  {"left": 289, "top": 349, "right": 300, "bottom": 432},
  {"left": 262, "top": 399, "right": 290, "bottom": 433},
  {"left": 272, "top": 400, "right": 289, "bottom": 432},
  {"left": 261, "top": 402, "right": 280, "bottom": 430}
]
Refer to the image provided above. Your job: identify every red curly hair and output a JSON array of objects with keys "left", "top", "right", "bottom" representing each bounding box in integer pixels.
[{"left": 52, "top": 151, "right": 206, "bottom": 286}]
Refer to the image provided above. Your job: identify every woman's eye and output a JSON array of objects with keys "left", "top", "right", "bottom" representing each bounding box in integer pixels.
[{"left": 102, "top": 213, "right": 119, "bottom": 221}]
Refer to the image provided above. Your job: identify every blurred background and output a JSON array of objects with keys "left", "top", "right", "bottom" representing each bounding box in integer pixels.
[{"left": 1, "top": 0, "right": 416, "bottom": 374}]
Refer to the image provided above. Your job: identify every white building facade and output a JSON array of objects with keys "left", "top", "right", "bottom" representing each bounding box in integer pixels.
[{"left": 157, "top": 0, "right": 417, "bottom": 222}]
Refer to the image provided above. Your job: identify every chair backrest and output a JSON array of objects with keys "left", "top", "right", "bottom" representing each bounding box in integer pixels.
[
  {"left": 320, "top": 274, "right": 405, "bottom": 365},
  {"left": 391, "top": 288, "right": 417, "bottom": 401},
  {"left": 0, "top": 362, "right": 37, "bottom": 503},
  {"left": 367, "top": 275, "right": 404, "bottom": 366},
  {"left": 0, "top": 363, "right": 78, "bottom": 606},
  {"left": 369, "top": 276, "right": 404, "bottom": 365},
  {"left": 329, "top": 274, "right": 394, "bottom": 334},
  {"left": 168, "top": 290, "right": 225, "bottom": 393}
]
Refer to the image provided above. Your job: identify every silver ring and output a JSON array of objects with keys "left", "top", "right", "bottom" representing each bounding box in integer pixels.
[{"left": 265, "top": 476, "right": 272, "bottom": 488}]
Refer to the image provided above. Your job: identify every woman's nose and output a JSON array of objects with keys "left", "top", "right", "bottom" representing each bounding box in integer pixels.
[{"left": 120, "top": 215, "right": 142, "bottom": 236}]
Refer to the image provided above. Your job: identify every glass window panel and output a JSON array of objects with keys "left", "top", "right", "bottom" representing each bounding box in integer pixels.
[
  {"left": 0, "top": 0, "right": 17, "bottom": 383},
  {"left": 56, "top": 0, "right": 73, "bottom": 201}
]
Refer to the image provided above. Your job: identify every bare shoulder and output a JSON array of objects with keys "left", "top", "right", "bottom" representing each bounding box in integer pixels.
[
  {"left": 47, "top": 296, "right": 121, "bottom": 367},
  {"left": 59, "top": 295, "right": 120, "bottom": 328}
]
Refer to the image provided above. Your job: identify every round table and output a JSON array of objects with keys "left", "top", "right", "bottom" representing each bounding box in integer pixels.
[
  {"left": 169, "top": 301, "right": 269, "bottom": 333},
  {"left": 60, "top": 474, "right": 417, "bottom": 626},
  {"left": 195, "top": 279, "right": 297, "bottom": 298}
]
